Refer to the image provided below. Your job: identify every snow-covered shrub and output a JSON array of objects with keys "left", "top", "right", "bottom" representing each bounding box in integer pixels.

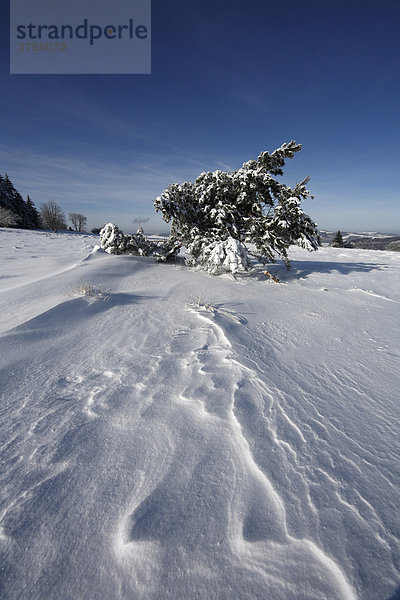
[
  {"left": 99, "top": 223, "right": 126, "bottom": 254},
  {"left": 69, "top": 282, "right": 110, "bottom": 302},
  {"left": 99, "top": 223, "right": 160, "bottom": 257},
  {"left": 185, "top": 296, "right": 216, "bottom": 312},
  {"left": 132, "top": 226, "right": 158, "bottom": 256},
  {"left": 154, "top": 141, "right": 319, "bottom": 271}
]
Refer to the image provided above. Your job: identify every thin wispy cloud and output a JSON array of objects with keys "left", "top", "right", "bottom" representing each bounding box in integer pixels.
[
  {"left": 214, "top": 161, "right": 234, "bottom": 172},
  {"left": 0, "top": 145, "right": 228, "bottom": 231}
]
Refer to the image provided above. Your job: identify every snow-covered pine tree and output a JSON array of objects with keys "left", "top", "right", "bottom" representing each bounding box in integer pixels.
[{"left": 154, "top": 141, "right": 319, "bottom": 272}]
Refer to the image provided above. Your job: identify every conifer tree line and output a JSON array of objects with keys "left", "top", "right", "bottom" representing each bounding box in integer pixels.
[
  {"left": 0, "top": 173, "right": 88, "bottom": 232},
  {"left": 0, "top": 173, "right": 41, "bottom": 229}
]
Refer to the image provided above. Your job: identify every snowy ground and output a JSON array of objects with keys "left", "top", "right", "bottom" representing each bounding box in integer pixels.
[{"left": 1, "top": 228, "right": 399, "bottom": 600}]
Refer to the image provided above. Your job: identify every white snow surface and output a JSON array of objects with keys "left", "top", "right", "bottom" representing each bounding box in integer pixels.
[{"left": 1, "top": 228, "right": 399, "bottom": 600}]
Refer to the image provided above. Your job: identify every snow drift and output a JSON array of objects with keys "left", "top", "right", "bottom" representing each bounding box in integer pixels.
[{"left": 0, "top": 228, "right": 399, "bottom": 599}]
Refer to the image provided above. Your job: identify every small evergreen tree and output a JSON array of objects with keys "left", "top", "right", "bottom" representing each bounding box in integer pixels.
[
  {"left": 331, "top": 230, "right": 344, "bottom": 248},
  {"left": 154, "top": 141, "right": 319, "bottom": 272}
]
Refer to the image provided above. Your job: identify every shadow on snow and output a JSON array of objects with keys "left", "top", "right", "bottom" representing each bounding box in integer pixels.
[
  {"left": 0, "top": 293, "right": 162, "bottom": 341},
  {"left": 240, "top": 260, "right": 387, "bottom": 282}
]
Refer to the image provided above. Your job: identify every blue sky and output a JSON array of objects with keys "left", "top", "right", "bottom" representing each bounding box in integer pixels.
[{"left": 1, "top": 0, "right": 399, "bottom": 233}]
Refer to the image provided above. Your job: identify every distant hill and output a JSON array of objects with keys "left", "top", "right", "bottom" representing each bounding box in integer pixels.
[{"left": 319, "top": 231, "right": 400, "bottom": 251}]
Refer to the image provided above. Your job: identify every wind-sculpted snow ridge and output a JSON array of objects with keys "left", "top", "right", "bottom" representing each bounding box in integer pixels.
[
  {"left": 1, "top": 296, "right": 354, "bottom": 600},
  {"left": 177, "top": 302, "right": 400, "bottom": 600},
  {"left": 160, "top": 302, "right": 357, "bottom": 600},
  {"left": 1, "top": 229, "right": 400, "bottom": 599}
]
